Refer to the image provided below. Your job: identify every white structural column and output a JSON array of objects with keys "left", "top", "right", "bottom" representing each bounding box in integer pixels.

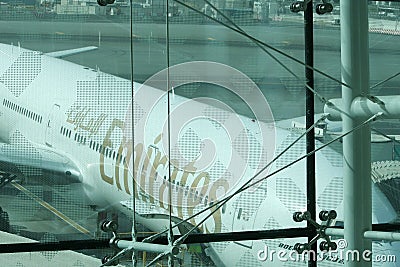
[{"left": 341, "top": 1, "right": 372, "bottom": 267}]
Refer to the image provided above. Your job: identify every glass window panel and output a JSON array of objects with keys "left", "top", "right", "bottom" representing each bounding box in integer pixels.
[
  {"left": 0, "top": 0, "right": 133, "bottom": 265},
  {"left": 1, "top": 1, "right": 400, "bottom": 266}
]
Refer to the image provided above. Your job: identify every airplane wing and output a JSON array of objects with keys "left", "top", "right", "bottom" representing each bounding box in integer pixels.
[
  {"left": 0, "top": 143, "right": 81, "bottom": 185},
  {"left": 45, "top": 46, "right": 98, "bottom": 58}
]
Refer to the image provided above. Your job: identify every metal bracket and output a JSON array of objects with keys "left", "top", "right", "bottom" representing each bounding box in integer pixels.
[
  {"left": 316, "top": 0, "right": 334, "bottom": 15},
  {"left": 292, "top": 210, "right": 338, "bottom": 253},
  {"left": 100, "top": 220, "right": 121, "bottom": 266},
  {"left": 100, "top": 220, "right": 180, "bottom": 267}
]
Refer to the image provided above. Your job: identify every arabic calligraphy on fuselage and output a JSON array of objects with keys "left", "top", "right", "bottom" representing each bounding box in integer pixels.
[{"left": 66, "top": 106, "right": 107, "bottom": 136}]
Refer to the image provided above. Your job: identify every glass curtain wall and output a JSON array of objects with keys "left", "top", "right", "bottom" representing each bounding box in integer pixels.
[{"left": 0, "top": 0, "right": 399, "bottom": 266}]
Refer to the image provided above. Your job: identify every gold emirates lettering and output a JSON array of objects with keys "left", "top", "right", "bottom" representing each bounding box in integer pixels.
[{"left": 100, "top": 119, "right": 226, "bottom": 233}]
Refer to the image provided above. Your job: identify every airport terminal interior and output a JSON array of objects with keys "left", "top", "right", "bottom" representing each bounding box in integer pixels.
[{"left": 0, "top": 0, "right": 399, "bottom": 266}]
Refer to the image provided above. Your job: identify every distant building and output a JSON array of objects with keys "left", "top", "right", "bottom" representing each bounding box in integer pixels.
[{"left": 55, "top": 0, "right": 97, "bottom": 14}]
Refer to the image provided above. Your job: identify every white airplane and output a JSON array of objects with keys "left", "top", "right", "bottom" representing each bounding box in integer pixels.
[{"left": 0, "top": 42, "right": 399, "bottom": 266}]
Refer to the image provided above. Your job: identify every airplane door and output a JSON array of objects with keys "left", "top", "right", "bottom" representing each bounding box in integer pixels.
[{"left": 45, "top": 104, "right": 61, "bottom": 147}]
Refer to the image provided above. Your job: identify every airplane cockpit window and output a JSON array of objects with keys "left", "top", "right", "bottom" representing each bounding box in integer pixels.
[{"left": 0, "top": 1, "right": 400, "bottom": 266}]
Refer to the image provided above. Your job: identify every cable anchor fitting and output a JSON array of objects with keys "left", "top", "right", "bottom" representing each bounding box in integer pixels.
[{"left": 292, "top": 210, "right": 338, "bottom": 253}]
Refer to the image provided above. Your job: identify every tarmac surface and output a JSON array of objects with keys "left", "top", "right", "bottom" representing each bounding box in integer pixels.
[{"left": 0, "top": 19, "right": 398, "bottom": 121}]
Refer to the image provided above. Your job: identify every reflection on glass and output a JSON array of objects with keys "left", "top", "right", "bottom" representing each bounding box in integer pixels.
[{"left": 0, "top": 1, "right": 399, "bottom": 266}]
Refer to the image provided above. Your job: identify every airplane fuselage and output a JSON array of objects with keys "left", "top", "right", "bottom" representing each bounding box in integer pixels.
[{"left": 0, "top": 43, "right": 399, "bottom": 266}]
